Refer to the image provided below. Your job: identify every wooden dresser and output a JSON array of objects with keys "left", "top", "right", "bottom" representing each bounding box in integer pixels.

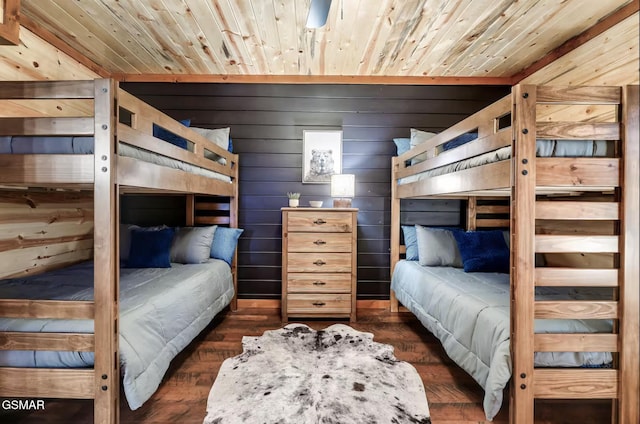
[{"left": 281, "top": 207, "right": 357, "bottom": 322}]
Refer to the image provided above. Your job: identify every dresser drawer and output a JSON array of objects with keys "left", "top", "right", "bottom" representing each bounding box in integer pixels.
[
  {"left": 287, "top": 252, "right": 351, "bottom": 273},
  {"left": 287, "top": 294, "right": 351, "bottom": 315},
  {"left": 287, "top": 211, "right": 353, "bottom": 233},
  {"left": 287, "top": 232, "right": 352, "bottom": 253},
  {"left": 287, "top": 273, "right": 351, "bottom": 293}
]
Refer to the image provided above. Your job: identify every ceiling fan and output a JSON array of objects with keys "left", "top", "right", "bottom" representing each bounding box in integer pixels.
[{"left": 306, "top": 0, "right": 332, "bottom": 28}]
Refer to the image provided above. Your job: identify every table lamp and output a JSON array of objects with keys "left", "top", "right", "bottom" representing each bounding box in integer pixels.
[{"left": 331, "top": 174, "right": 355, "bottom": 208}]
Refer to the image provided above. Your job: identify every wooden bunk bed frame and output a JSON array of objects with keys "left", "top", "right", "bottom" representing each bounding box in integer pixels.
[
  {"left": 0, "top": 79, "right": 239, "bottom": 424},
  {"left": 390, "top": 84, "right": 639, "bottom": 424}
]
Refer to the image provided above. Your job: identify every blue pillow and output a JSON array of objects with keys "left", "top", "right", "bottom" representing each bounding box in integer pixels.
[
  {"left": 393, "top": 138, "right": 411, "bottom": 156},
  {"left": 401, "top": 225, "right": 418, "bottom": 261},
  {"left": 228, "top": 136, "right": 233, "bottom": 153},
  {"left": 126, "top": 227, "right": 175, "bottom": 268},
  {"left": 152, "top": 119, "right": 191, "bottom": 149},
  {"left": 443, "top": 132, "right": 478, "bottom": 151},
  {"left": 452, "top": 230, "right": 509, "bottom": 273},
  {"left": 210, "top": 227, "right": 244, "bottom": 265}
]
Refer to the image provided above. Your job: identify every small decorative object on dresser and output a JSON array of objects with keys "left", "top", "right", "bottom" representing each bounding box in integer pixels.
[
  {"left": 281, "top": 207, "right": 358, "bottom": 322},
  {"left": 286, "top": 192, "right": 300, "bottom": 207}
]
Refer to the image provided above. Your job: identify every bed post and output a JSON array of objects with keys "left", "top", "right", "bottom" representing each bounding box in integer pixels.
[
  {"left": 93, "top": 78, "right": 119, "bottom": 424},
  {"left": 186, "top": 194, "right": 195, "bottom": 226},
  {"left": 390, "top": 156, "right": 400, "bottom": 312},
  {"left": 466, "top": 197, "right": 477, "bottom": 230},
  {"left": 618, "top": 84, "right": 639, "bottom": 424},
  {"left": 509, "top": 84, "right": 536, "bottom": 424},
  {"left": 230, "top": 154, "right": 239, "bottom": 311}
]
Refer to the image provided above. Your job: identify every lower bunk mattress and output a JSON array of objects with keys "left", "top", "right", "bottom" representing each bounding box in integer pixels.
[
  {"left": 0, "top": 259, "right": 234, "bottom": 410},
  {"left": 391, "top": 260, "right": 612, "bottom": 421}
]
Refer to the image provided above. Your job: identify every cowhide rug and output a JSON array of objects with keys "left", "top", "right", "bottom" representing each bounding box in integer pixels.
[{"left": 203, "top": 323, "right": 431, "bottom": 424}]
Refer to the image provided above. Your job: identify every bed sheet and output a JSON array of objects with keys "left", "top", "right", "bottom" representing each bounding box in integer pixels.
[
  {"left": 0, "top": 259, "right": 234, "bottom": 410},
  {"left": 391, "top": 260, "right": 612, "bottom": 420}
]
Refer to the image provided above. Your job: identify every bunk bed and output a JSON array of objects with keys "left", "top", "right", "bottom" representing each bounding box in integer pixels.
[
  {"left": 390, "top": 84, "right": 639, "bottom": 423},
  {"left": 0, "top": 79, "right": 240, "bottom": 424}
]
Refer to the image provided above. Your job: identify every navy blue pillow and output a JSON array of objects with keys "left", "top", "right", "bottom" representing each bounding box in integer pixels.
[
  {"left": 228, "top": 136, "right": 233, "bottom": 153},
  {"left": 126, "top": 227, "right": 175, "bottom": 268},
  {"left": 452, "top": 230, "right": 510, "bottom": 273},
  {"left": 153, "top": 119, "right": 191, "bottom": 149},
  {"left": 443, "top": 132, "right": 478, "bottom": 151}
]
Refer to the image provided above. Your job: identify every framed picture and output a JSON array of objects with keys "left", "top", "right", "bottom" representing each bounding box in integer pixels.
[{"left": 302, "top": 130, "right": 342, "bottom": 184}]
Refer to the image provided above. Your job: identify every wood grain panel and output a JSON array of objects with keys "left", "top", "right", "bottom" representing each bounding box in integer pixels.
[
  {"left": 535, "top": 301, "right": 618, "bottom": 320},
  {"left": 535, "top": 86, "right": 621, "bottom": 104},
  {"left": 0, "top": 299, "right": 94, "bottom": 319},
  {"left": 0, "top": 368, "right": 94, "bottom": 399},
  {"left": 534, "top": 333, "right": 617, "bottom": 352},
  {"left": 287, "top": 294, "right": 352, "bottom": 315},
  {"left": 286, "top": 252, "right": 352, "bottom": 273},
  {"left": 535, "top": 201, "right": 619, "bottom": 220},
  {"left": 536, "top": 158, "right": 619, "bottom": 187},
  {"left": 535, "top": 268, "right": 618, "bottom": 287},
  {"left": 0, "top": 331, "right": 94, "bottom": 351},
  {"left": 535, "top": 235, "right": 618, "bottom": 253},
  {"left": 533, "top": 369, "right": 618, "bottom": 399},
  {"left": 1, "top": 117, "right": 94, "bottom": 136},
  {"left": 286, "top": 211, "right": 354, "bottom": 233},
  {"left": 536, "top": 122, "right": 619, "bottom": 140},
  {"left": 287, "top": 232, "right": 352, "bottom": 253},
  {"left": 287, "top": 273, "right": 352, "bottom": 294},
  {"left": 0, "top": 155, "right": 94, "bottom": 185}
]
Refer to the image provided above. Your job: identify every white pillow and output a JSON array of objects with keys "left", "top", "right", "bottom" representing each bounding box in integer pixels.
[
  {"left": 170, "top": 225, "right": 217, "bottom": 264},
  {"left": 415, "top": 225, "right": 463, "bottom": 267},
  {"left": 191, "top": 127, "right": 230, "bottom": 164},
  {"left": 410, "top": 129, "right": 437, "bottom": 165}
]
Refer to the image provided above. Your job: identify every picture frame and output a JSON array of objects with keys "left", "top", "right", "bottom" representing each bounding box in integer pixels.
[{"left": 302, "top": 130, "right": 342, "bottom": 184}]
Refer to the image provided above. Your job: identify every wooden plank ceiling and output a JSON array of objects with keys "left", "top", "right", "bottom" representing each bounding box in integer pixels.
[{"left": 20, "top": 0, "right": 635, "bottom": 79}]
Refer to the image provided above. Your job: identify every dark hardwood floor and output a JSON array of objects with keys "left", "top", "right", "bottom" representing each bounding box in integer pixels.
[{"left": 2, "top": 308, "right": 611, "bottom": 423}]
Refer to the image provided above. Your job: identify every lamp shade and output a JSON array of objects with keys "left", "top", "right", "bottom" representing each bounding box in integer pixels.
[{"left": 330, "top": 174, "right": 355, "bottom": 198}]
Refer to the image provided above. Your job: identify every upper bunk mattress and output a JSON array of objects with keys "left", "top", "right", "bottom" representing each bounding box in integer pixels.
[
  {"left": 0, "top": 259, "right": 234, "bottom": 410},
  {"left": 391, "top": 260, "right": 612, "bottom": 420},
  {"left": 0, "top": 136, "right": 231, "bottom": 183},
  {"left": 399, "top": 139, "right": 610, "bottom": 185}
]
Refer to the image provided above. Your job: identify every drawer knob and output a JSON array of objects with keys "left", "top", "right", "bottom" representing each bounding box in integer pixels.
[
  {"left": 313, "top": 218, "right": 326, "bottom": 225},
  {"left": 313, "top": 260, "right": 326, "bottom": 266},
  {"left": 312, "top": 302, "right": 326, "bottom": 307},
  {"left": 313, "top": 281, "right": 326, "bottom": 286},
  {"left": 313, "top": 239, "right": 326, "bottom": 245}
]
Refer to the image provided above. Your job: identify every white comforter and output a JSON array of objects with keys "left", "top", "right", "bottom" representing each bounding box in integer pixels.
[
  {"left": 391, "top": 261, "right": 612, "bottom": 420},
  {"left": 0, "top": 260, "right": 234, "bottom": 410}
]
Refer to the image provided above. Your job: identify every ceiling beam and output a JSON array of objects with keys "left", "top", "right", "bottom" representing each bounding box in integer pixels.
[
  {"left": 19, "top": 13, "right": 110, "bottom": 78},
  {"left": 511, "top": 0, "right": 639, "bottom": 84},
  {"left": 112, "top": 73, "right": 512, "bottom": 86},
  {"left": 0, "top": 0, "right": 20, "bottom": 45}
]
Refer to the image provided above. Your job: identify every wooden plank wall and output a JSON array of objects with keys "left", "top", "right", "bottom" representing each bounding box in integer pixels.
[
  {"left": 0, "top": 189, "right": 94, "bottom": 279},
  {"left": 121, "top": 83, "right": 508, "bottom": 299},
  {"left": 522, "top": 13, "right": 639, "bottom": 86}
]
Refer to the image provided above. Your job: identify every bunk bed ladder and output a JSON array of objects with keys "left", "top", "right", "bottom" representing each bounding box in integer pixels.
[{"left": 511, "top": 84, "right": 639, "bottom": 424}]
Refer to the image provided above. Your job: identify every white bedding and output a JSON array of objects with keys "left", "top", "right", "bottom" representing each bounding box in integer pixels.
[
  {"left": 391, "top": 261, "right": 612, "bottom": 420},
  {"left": 0, "top": 260, "right": 234, "bottom": 410}
]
